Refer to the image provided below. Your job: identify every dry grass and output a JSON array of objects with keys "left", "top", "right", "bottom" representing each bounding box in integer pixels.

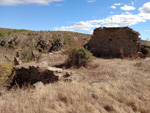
[
  {"left": 0, "top": 57, "right": 150, "bottom": 113},
  {"left": 0, "top": 47, "right": 16, "bottom": 64}
]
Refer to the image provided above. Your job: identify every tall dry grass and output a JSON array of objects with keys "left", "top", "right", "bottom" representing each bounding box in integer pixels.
[{"left": 0, "top": 58, "right": 150, "bottom": 113}]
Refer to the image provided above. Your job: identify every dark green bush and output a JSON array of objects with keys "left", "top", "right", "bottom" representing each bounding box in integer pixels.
[
  {"left": 66, "top": 47, "right": 93, "bottom": 68},
  {"left": 141, "top": 47, "right": 150, "bottom": 56}
]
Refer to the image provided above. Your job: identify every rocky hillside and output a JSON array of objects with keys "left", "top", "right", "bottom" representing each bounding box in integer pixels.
[{"left": 0, "top": 28, "right": 91, "bottom": 63}]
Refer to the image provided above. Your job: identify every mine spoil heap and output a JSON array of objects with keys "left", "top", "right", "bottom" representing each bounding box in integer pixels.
[{"left": 87, "top": 27, "right": 141, "bottom": 57}]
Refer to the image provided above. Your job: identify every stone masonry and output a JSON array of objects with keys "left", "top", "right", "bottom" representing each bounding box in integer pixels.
[{"left": 87, "top": 27, "right": 141, "bottom": 57}]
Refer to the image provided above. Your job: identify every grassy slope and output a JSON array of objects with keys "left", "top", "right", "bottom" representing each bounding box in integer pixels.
[
  {"left": 0, "top": 57, "right": 150, "bottom": 113},
  {"left": 0, "top": 28, "right": 15, "bottom": 33}
]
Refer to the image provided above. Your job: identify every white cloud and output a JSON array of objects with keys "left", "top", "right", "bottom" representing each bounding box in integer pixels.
[
  {"left": 138, "top": 2, "right": 150, "bottom": 20},
  {"left": 110, "top": 6, "right": 116, "bottom": 9},
  {"left": 54, "top": 2, "right": 150, "bottom": 33},
  {"left": 114, "top": 3, "right": 121, "bottom": 6},
  {"left": 120, "top": 5, "right": 136, "bottom": 11},
  {"left": 54, "top": 13, "right": 145, "bottom": 32},
  {"left": 131, "top": 2, "right": 134, "bottom": 5},
  {"left": 0, "top": 0, "right": 64, "bottom": 5},
  {"left": 100, "top": 14, "right": 145, "bottom": 26},
  {"left": 110, "top": 3, "right": 121, "bottom": 9},
  {"left": 110, "top": 12, "right": 114, "bottom": 14},
  {"left": 87, "top": 0, "right": 96, "bottom": 3},
  {"left": 54, "top": 21, "right": 101, "bottom": 31},
  {"left": 139, "top": 2, "right": 150, "bottom": 14}
]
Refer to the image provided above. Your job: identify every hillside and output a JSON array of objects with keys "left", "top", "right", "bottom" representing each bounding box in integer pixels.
[
  {"left": 0, "top": 28, "right": 150, "bottom": 113},
  {"left": 0, "top": 28, "right": 91, "bottom": 63}
]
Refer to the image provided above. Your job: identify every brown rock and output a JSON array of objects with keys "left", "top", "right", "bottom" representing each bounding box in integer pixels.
[{"left": 14, "top": 57, "right": 22, "bottom": 65}]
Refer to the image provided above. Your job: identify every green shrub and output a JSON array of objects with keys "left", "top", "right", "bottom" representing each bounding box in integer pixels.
[
  {"left": 67, "top": 36, "right": 71, "bottom": 41},
  {"left": 63, "top": 39, "right": 67, "bottom": 45},
  {"left": 66, "top": 47, "right": 93, "bottom": 68},
  {"left": 7, "top": 32, "right": 11, "bottom": 35},
  {"left": 21, "top": 39, "right": 37, "bottom": 62},
  {"left": 0, "top": 32, "right": 4, "bottom": 38},
  {"left": 22, "top": 46, "right": 33, "bottom": 62},
  {"left": 141, "top": 48, "right": 150, "bottom": 56},
  {"left": 63, "top": 37, "right": 72, "bottom": 46}
]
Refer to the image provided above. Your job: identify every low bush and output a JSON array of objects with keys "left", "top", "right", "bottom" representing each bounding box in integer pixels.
[
  {"left": 21, "top": 46, "right": 33, "bottom": 62},
  {"left": 0, "top": 32, "right": 4, "bottom": 38},
  {"left": 66, "top": 47, "right": 93, "bottom": 68},
  {"left": 21, "top": 39, "right": 38, "bottom": 62},
  {"left": 49, "top": 38, "right": 63, "bottom": 52},
  {"left": 141, "top": 47, "right": 150, "bottom": 56}
]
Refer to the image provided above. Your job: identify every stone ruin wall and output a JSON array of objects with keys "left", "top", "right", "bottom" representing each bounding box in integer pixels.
[{"left": 87, "top": 27, "right": 141, "bottom": 57}]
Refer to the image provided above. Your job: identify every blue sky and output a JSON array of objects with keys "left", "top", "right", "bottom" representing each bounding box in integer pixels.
[{"left": 0, "top": 0, "right": 150, "bottom": 40}]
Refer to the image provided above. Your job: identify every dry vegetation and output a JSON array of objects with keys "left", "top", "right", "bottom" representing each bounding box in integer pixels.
[{"left": 0, "top": 56, "right": 150, "bottom": 113}]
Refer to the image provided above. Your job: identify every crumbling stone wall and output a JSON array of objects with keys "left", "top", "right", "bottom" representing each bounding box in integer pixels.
[{"left": 87, "top": 27, "right": 141, "bottom": 57}]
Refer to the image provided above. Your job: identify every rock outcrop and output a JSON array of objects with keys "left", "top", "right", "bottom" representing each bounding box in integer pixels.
[
  {"left": 9, "top": 62, "right": 72, "bottom": 88},
  {"left": 87, "top": 27, "right": 141, "bottom": 58}
]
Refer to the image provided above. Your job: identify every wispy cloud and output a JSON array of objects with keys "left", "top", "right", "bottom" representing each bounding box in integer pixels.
[
  {"left": 120, "top": 5, "right": 136, "bottom": 11},
  {"left": 55, "top": 4, "right": 63, "bottom": 7},
  {"left": 54, "top": 21, "right": 101, "bottom": 31},
  {"left": 87, "top": 0, "right": 96, "bottom": 3},
  {"left": 114, "top": 3, "right": 121, "bottom": 6},
  {"left": 0, "top": 0, "right": 64, "bottom": 6},
  {"left": 145, "top": 30, "right": 150, "bottom": 31},
  {"left": 110, "top": 3, "right": 122, "bottom": 9},
  {"left": 110, "top": 6, "right": 116, "bottom": 9}
]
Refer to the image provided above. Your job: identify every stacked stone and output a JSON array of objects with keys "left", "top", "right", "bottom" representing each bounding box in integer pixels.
[{"left": 87, "top": 27, "right": 141, "bottom": 57}]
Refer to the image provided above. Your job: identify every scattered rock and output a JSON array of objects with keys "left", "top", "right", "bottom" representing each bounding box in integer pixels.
[
  {"left": 61, "top": 71, "right": 81, "bottom": 82},
  {"left": 33, "top": 81, "right": 44, "bottom": 89},
  {"left": 137, "top": 52, "right": 144, "bottom": 58},
  {"left": 14, "top": 57, "right": 22, "bottom": 65},
  {"left": 47, "top": 67, "right": 63, "bottom": 79},
  {"left": 146, "top": 58, "right": 150, "bottom": 60}
]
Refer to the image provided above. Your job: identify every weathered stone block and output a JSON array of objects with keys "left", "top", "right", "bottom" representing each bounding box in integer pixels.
[{"left": 87, "top": 27, "right": 141, "bottom": 58}]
